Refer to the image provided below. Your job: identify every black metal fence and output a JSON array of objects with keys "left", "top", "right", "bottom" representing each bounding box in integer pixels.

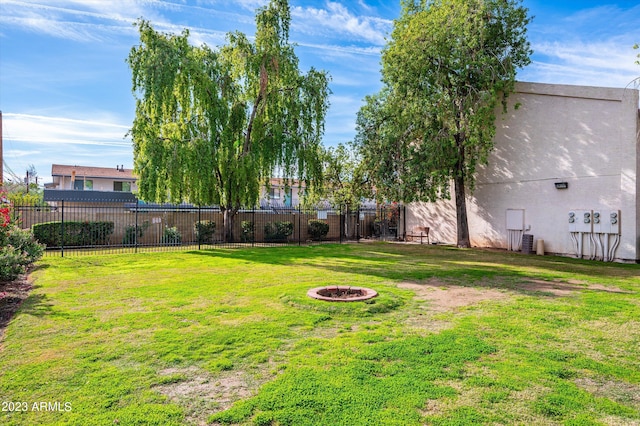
[{"left": 12, "top": 200, "right": 402, "bottom": 257}]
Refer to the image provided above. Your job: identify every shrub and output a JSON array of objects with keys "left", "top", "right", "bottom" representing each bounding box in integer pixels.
[
  {"left": 0, "top": 247, "right": 27, "bottom": 281},
  {"left": 32, "top": 221, "right": 114, "bottom": 247},
  {"left": 1, "top": 193, "right": 44, "bottom": 281},
  {"left": 194, "top": 220, "right": 216, "bottom": 243},
  {"left": 122, "top": 221, "right": 150, "bottom": 246},
  {"left": 264, "top": 221, "right": 293, "bottom": 242},
  {"left": 162, "top": 226, "right": 182, "bottom": 245},
  {"left": 307, "top": 220, "right": 329, "bottom": 241},
  {"left": 241, "top": 221, "right": 254, "bottom": 243},
  {"left": 8, "top": 227, "right": 44, "bottom": 264}
]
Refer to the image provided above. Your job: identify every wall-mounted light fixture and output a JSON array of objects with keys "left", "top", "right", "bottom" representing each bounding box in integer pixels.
[{"left": 554, "top": 182, "right": 569, "bottom": 190}]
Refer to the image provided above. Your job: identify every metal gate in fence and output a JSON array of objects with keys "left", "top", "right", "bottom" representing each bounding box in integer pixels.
[{"left": 341, "top": 204, "right": 401, "bottom": 242}]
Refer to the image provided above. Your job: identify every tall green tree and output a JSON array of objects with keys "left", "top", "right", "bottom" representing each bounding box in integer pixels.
[
  {"left": 128, "top": 0, "right": 330, "bottom": 241},
  {"left": 317, "top": 143, "right": 371, "bottom": 210},
  {"left": 312, "top": 143, "right": 372, "bottom": 238},
  {"left": 355, "top": 0, "right": 531, "bottom": 247}
]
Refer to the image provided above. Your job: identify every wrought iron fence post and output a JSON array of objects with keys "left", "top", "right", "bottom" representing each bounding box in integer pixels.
[
  {"left": 198, "top": 205, "right": 201, "bottom": 251},
  {"left": 381, "top": 206, "right": 386, "bottom": 241},
  {"left": 135, "top": 199, "right": 139, "bottom": 253},
  {"left": 403, "top": 204, "right": 406, "bottom": 241},
  {"left": 339, "top": 205, "right": 343, "bottom": 244},
  {"left": 357, "top": 208, "right": 361, "bottom": 243},
  {"left": 252, "top": 209, "right": 255, "bottom": 247},
  {"left": 298, "top": 206, "right": 301, "bottom": 246},
  {"left": 60, "top": 200, "right": 65, "bottom": 257}
]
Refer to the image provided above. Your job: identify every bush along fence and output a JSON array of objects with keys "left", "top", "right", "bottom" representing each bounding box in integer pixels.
[
  {"left": 1, "top": 193, "right": 45, "bottom": 281},
  {"left": 12, "top": 200, "right": 403, "bottom": 257}
]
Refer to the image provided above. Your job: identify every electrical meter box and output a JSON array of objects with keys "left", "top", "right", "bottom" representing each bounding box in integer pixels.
[
  {"left": 609, "top": 210, "right": 620, "bottom": 235},
  {"left": 568, "top": 211, "right": 577, "bottom": 232},
  {"left": 572, "top": 210, "right": 592, "bottom": 233},
  {"left": 592, "top": 211, "right": 606, "bottom": 233}
]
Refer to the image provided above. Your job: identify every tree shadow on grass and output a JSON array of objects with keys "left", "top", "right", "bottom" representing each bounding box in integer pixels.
[
  {"left": 186, "top": 243, "right": 640, "bottom": 297},
  {"left": 0, "top": 266, "right": 56, "bottom": 342}
]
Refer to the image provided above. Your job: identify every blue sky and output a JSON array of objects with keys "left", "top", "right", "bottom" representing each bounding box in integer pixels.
[{"left": 1, "top": 0, "right": 639, "bottom": 185}]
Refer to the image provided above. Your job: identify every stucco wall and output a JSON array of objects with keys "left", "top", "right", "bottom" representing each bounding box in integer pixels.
[
  {"left": 53, "top": 176, "right": 138, "bottom": 192},
  {"left": 406, "top": 82, "right": 640, "bottom": 262}
]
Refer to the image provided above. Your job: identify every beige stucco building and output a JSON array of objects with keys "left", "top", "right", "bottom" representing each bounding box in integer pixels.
[
  {"left": 48, "top": 164, "right": 137, "bottom": 193},
  {"left": 406, "top": 82, "right": 640, "bottom": 262}
]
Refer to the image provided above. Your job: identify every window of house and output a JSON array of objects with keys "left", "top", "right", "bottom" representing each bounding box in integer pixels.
[
  {"left": 114, "top": 181, "right": 131, "bottom": 192},
  {"left": 284, "top": 188, "right": 293, "bottom": 207},
  {"left": 269, "top": 187, "right": 280, "bottom": 199},
  {"left": 72, "top": 180, "right": 92, "bottom": 190}
]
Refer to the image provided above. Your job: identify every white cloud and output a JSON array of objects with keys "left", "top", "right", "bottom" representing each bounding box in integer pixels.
[
  {"left": 524, "top": 40, "right": 639, "bottom": 88},
  {"left": 537, "top": 42, "right": 638, "bottom": 74},
  {"left": 3, "top": 113, "right": 131, "bottom": 147},
  {"left": 0, "top": 0, "right": 261, "bottom": 47},
  {"left": 0, "top": 0, "right": 144, "bottom": 42},
  {"left": 4, "top": 149, "right": 40, "bottom": 159},
  {"left": 2, "top": 112, "right": 135, "bottom": 181},
  {"left": 298, "top": 41, "right": 381, "bottom": 57},
  {"left": 291, "top": 2, "right": 391, "bottom": 45}
]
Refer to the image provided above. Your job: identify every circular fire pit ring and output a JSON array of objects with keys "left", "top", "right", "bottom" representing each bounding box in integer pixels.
[{"left": 307, "top": 286, "right": 378, "bottom": 302}]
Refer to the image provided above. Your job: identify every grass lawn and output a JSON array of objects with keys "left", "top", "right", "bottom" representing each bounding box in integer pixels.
[{"left": 0, "top": 243, "right": 639, "bottom": 425}]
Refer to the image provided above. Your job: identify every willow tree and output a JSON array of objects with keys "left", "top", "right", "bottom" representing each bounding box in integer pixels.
[
  {"left": 355, "top": 0, "right": 531, "bottom": 247},
  {"left": 128, "top": 0, "right": 329, "bottom": 241}
]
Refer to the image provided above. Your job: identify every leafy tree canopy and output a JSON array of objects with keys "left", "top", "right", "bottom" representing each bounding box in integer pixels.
[
  {"left": 355, "top": 0, "right": 532, "bottom": 246},
  {"left": 308, "top": 143, "right": 372, "bottom": 211},
  {"left": 128, "top": 0, "right": 330, "bottom": 240}
]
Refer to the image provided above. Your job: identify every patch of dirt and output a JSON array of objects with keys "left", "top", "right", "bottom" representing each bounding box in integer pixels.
[
  {"left": 575, "top": 377, "right": 640, "bottom": 412},
  {"left": 398, "top": 277, "right": 633, "bottom": 312},
  {"left": 398, "top": 279, "right": 510, "bottom": 312},
  {"left": 0, "top": 273, "right": 33, "bottom": 343},
  {"left": 155, "top": 366, "right": 261, "bottom": 426},
  {"left": 515, "top": 279, "right": 578, "bottom": 297}
]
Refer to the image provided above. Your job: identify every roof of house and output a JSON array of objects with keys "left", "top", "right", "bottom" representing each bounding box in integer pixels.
[
  {"left": 43, "top": 189, "right": 137, "bottom": 203},
  {"left": 51, "top": 164, "right": 135, "bottom": 180},
  {"left": 267, "top": 177, "right": 307, "bottom": 187}
]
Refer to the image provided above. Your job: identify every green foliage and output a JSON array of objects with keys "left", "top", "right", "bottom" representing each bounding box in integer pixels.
[
  {"left": 311, "top": 143, "right": 372, "bottom": 209},
  {"left": 32, "top": 221, "right": 114, "bottom": 247},
  {"left": 194, "top": 220, "right": 216, "bottom": 243},
  {"left": 264, "top": 221, "right": 293, "bottom": 241},
  {"left": 7, "top": 227, "right": 45, "bottom": 264},
  {"left": 355, "top": 0, "right": 532, "bottom": 246},
  {"left": 127, "top": 0, "right": 330, "bottom": 242},
  {"left": 241, "top": 220, "right": 255, "bottom": 243},
  {"left": 0, "top": 249, "right": 29, "bottom": 281},
  {"left": 0, "top": 195, "right": 44, "bottom": 281},
  {"left": 162, "top": 226, "right": 182, "bottom": 245},
  {"left": 307, "top": 219, "right": 329, "bottom": 241},
  {"left": 4, "top": 190, "right": 45, "bottom": 207},
  {"left": 122, "top": 221, "right": 150, "bottom": 245}
]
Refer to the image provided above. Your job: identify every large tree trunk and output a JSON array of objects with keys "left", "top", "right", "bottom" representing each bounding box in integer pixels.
[
  {"left": 454, "top": 133, "right": 471, "bottom": 248},
  {"left": 454, "top": 173, "right": 470, "bottom": 248},
  {"left": 222, "top": 207, "right": 237, "bottom": 243}
]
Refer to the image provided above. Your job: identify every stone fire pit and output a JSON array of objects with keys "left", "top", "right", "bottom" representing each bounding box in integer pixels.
[{"left": 307, "top": 286, "right": 377, "bottom": 302}]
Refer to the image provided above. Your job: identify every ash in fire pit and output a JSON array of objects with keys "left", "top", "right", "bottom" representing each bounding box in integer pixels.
[{"left": 307, "top": 286, "right": 377, "bottom": 302}]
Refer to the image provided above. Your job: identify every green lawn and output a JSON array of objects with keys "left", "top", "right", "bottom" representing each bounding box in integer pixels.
[{"left": 1, "top": 243, "right": 639, "bottom": 425}]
